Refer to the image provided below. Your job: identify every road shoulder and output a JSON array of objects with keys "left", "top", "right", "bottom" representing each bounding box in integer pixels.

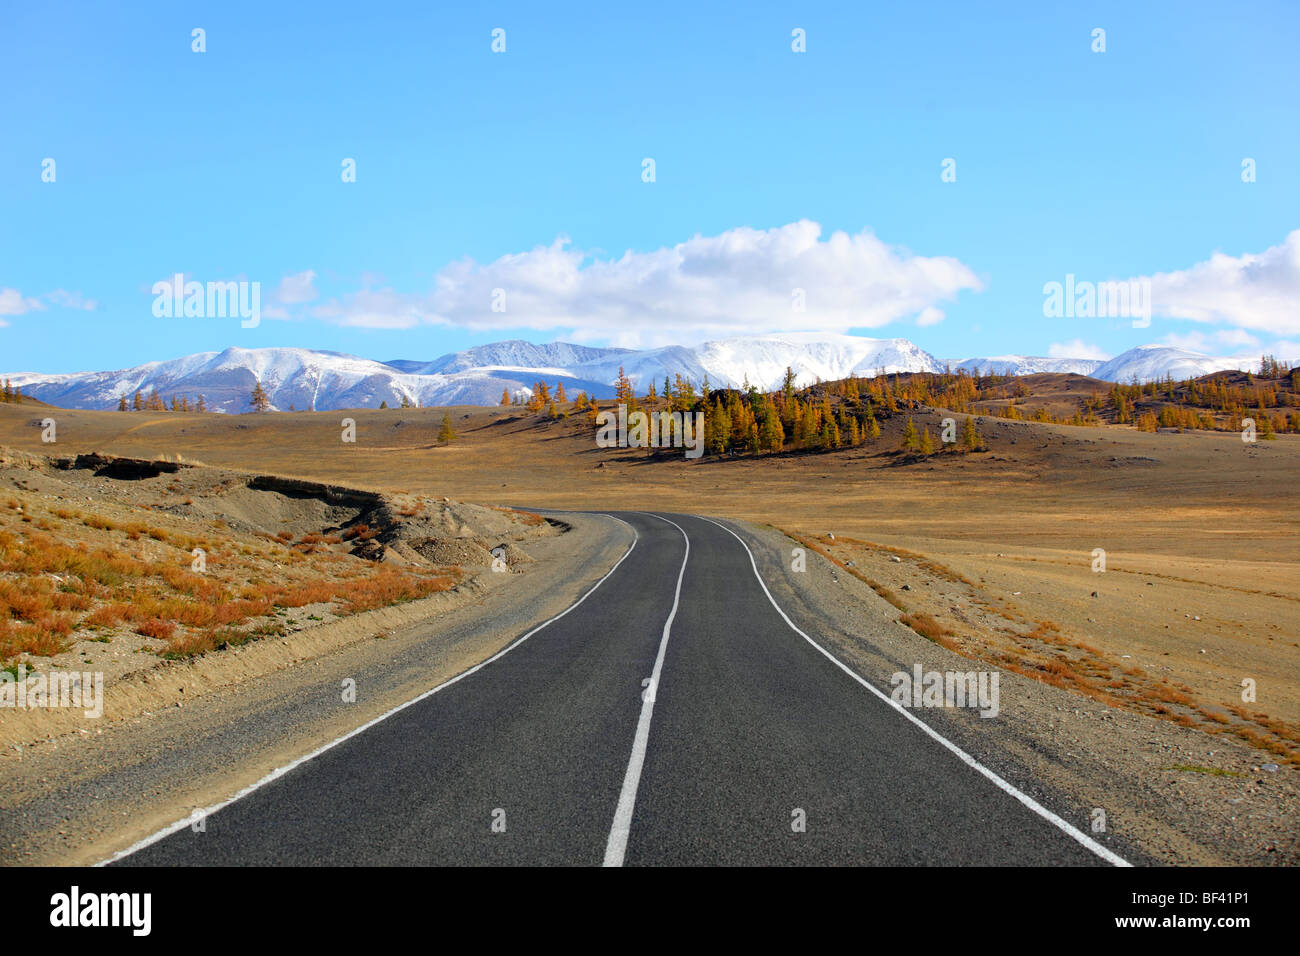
[{"left": 714, "top": 518, "right": 1297, "bottom": 866}]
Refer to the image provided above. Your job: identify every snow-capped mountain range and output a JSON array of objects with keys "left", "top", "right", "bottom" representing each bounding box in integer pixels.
[{"left": 2, "top": 336, "right": 1263, "bottom": 413}]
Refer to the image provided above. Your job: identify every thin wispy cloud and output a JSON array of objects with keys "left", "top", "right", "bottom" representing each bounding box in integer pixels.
[
  {"left": 0, "top": 287, "right": 47, "bottom": 316},
  {"left": 1160, "top": 330, "right": 1261, "bottom": 355},
  {"left": 44, "top": 289, "right": 98, "bottom": 311}
]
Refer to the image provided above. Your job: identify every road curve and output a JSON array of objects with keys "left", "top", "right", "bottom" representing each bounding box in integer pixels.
[{"left": 111, "top": 511, "right": 1123, "bottom": 867}]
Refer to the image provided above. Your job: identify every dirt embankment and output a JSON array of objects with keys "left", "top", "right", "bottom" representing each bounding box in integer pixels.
[{"left": 0, "top": 447, "right": 560, "bottom": 747}]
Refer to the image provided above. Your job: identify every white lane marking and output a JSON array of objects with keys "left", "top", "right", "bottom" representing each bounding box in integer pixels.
[
  {"left": 603, "top": 513, "right": 690, "bottom": 867},
  {"left": 99, "top": 513, "right": 640, "bottom": 866},
  {"left": 697, "top": 515, "right": 1132, "bottom": 868}
]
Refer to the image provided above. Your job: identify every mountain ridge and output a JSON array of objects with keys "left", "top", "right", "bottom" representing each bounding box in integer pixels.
[{"left": 3, "top": 336, "right": 1266, "bottom": 413}]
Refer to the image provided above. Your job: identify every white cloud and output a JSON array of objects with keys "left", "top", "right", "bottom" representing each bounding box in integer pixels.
[
  {"left": 1142, "top": 230, "right": 1300, "bottom": 334},
  {"left": 275, "top": 270, "right": 318, "bottom": 305},
  {"left": 916, "top": 306, "right": 945, "bottom": 327},
  {"left": 1048, "top": 339, "right": 1110, "bottom": 360},
  {"left": 0, "top": 287, "right": 45, "bottom": 316},
  {"left": 261, "top": 270, "right": 320, "bottom": 320},
  {"left": 308, "top": 221, "right": 983, "bottom": 343},
  {"left": 1265, "top": 340, "right": 1300, "bottom": 364}
]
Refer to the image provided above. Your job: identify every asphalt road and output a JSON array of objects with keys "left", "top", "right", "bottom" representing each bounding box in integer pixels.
[{"left": 113, "top": 512, "right": 1123, "bottom": 867}]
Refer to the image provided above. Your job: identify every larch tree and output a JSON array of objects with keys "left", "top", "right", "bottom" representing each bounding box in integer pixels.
[
  {"left": 615, "top": 367, "right": 633, "bottom": 405},
  {"left": 250, "top": 378, "right": 271, "bottom": 412},
  {"left": 901, "top": 416, "right": 918, "bottom": 451},
  {"left": 706, "top": 400, "right": 729, "bottom": 456},
  {"left": 761, "top": 412, "right": 784, "bottom": 453},
  {"left": 438, "top": 412, "right": 456, "bottom": 443}
]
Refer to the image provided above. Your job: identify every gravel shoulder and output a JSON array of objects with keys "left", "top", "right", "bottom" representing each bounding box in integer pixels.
[{"left": 720, "top": 518, "right": 1298, "bottom": 866}]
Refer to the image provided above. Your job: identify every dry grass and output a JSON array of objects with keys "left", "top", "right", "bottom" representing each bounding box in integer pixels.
[
  {"left": 788, "top": 531, "right": 908, "bottom": 610},
  {"left": 898, "top": 611, "right": 952, "bottom": 644},
  {"left": 136, "top": 618, "right": 176, "bottom": 641},
  {"left": 0, "top": 492, "right": 463, "bottom": 664}
]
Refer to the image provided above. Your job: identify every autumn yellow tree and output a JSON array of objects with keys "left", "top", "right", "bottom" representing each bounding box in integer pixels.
[
  {"left": 615, "top": 366, "right": 633, "bottom": 405},
  {"left": 901, "top": 416, "right": 918, "bottom": 451}
]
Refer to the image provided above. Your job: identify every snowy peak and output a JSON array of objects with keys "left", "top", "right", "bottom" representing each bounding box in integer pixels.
[
  {"left": 1092, "top": 345, "right": 1255, "bottom": 383},
  {"left": 3, "top": 337, "right": 1272, "bottom": 412}
]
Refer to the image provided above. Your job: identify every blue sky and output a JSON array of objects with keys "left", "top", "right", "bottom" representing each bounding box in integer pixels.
[{"left": 2, "top": 0, "right": 1297, "bottom": 373}]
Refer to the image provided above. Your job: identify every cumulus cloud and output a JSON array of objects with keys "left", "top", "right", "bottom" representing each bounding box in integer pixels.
[
  {"left": 916, "top": 306, "right": 945, "bottom": 327},
  {"left": 1048, "top": 339, "right": 1110, "bottom": 360},
  {"left": 1142, "top": 230, "right": 1300, "bottom": 334},
  {"left": 307, "top": 221, "right": 983, "bottom": 342}
]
